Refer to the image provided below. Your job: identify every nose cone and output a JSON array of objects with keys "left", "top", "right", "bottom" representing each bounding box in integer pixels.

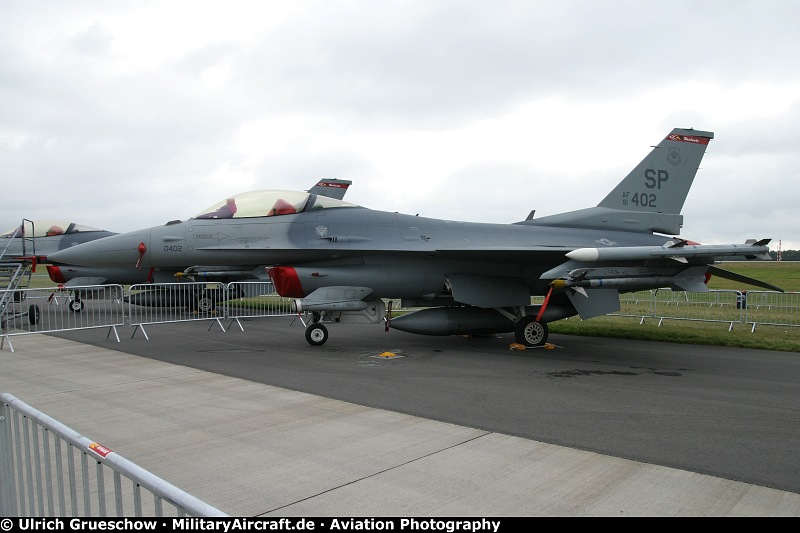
[{"left": 47, "top": 229, "right": 152, "bottom": 267}]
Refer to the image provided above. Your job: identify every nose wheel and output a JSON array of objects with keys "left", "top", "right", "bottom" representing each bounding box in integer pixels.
[
  {"left": 305, "top": 323, "right": 329, "bottom": 346},
  {"left": 68, "top": 298, "right": 85, "bottom": 312}
]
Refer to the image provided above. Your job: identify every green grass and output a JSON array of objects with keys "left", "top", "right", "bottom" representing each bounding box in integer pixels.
[
  {"left": 551, "top": 261, "right": 800, "bottom": 352},
  {"left": 706, "top": 261, "right": 800, "bottom": 292},
  {"left": 549, "top": 315, "right": 800, "bottom": 352}
]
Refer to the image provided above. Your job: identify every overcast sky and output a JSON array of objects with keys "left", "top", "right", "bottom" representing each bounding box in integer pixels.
[{"left": 2, "top": 0, "right": 799, "bottom": 252}]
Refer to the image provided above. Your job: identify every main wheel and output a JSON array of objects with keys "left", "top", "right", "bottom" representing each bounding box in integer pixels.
[
  {"left": 305, "top": 323, "right": 328, "bottom": 346},
  {"left": 190, "top": 289, "right": 219, "bottom": 313},
  {"left": 514, "top": 316, "right": 548, "bottom": 347},
  {"left": 28, "top": 305, "right": 40, "bottom": 325},
  {"left": 196, "top": 295, "right": 215, "bottom": 313},
  {"left": 69, "top": 299, "right": 85, "bottom": 312}
]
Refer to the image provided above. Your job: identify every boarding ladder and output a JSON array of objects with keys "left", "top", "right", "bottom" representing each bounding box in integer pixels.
[
  {"left": 0, "top": 218, "right": 37, "bottom": 261},
  {"left": 0, "top": 261, "right": 36, "bottom": 328},
  {"left": 0, "top": 218, "right": 37, "bottom": 307}
]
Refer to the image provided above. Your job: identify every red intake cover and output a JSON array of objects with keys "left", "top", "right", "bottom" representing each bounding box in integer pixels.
[{"left": 267, "top": 266, "right": 305, "bottom": 297}]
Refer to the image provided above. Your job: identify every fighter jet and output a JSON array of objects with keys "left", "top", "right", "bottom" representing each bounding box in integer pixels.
[
  {"left": 48, "top": 128, "right": 781, "bottom": 346},
  {"left": 0, "top": 220, "right": 116, "bottom": 264}
]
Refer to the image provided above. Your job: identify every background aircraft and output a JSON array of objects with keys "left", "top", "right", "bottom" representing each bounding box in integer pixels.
[
  {"left": 48, "top": 129, "right": 780, "bottom": 346},
  {"left": 45, "top": 179, "right": 352, "bottom": 311},
  {"left": 0, "top": 220, "right": 116, "bottom": 265}
]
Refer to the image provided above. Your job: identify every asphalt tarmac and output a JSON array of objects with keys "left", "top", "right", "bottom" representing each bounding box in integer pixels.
[{"left": 56, "top": 316, "right": 800, "bottom": 491}]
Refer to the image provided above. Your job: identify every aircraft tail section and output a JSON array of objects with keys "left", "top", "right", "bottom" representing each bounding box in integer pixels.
[
  {"left": 598, "top": 128, "right": 713, "bottom": 214},
  {"left": 523, "top": 128, "right": 714, "bottom": 235}
]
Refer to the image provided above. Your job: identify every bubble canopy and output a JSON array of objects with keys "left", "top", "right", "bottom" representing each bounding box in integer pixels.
[{"left": 193, "top": 190, "right": 359, "bottom": 220}]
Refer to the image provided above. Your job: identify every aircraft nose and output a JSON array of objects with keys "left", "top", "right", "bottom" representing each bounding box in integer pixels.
[{"left": 47, "top": 230, "right": 152, "bottom": 267}]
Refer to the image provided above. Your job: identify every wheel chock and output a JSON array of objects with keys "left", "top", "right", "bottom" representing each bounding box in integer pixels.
[{"left": 509, "top": 342, "right": 560, "bottom": 351}]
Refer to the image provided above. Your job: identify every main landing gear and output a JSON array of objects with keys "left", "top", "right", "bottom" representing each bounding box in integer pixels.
[
  {"left": 514, "top": 316, "right": 548, "bottom": 347},
  {"left": 513, "top": 285, "right": 553, "bottom": 347}
]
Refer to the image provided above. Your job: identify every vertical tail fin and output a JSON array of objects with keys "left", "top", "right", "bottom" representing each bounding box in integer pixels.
[
  {"left": 523, "top": 128, "right": 714, "bottom": 235},
  {"left": 598, "top": 128, "right": 713, "bottom": 214}
]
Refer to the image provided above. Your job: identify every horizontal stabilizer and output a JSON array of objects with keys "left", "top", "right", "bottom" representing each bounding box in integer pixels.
[{"left": 707, "top": 266, "right": 784, "bottom": 293}]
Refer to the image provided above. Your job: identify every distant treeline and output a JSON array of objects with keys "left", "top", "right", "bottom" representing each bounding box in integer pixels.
[{"left": 772, "top": 250, "right": 800, "bottom": 261}]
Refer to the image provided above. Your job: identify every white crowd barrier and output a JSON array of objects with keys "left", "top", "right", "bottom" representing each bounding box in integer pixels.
[
  {"left": 1, "top": 285, "right": 125, "bottom": 351},
  {"left": 2, "top": 282, "right": 797, "bottom": 351},
  {"left": 0, "top": 393, "right": 227, "bottom": 517}
]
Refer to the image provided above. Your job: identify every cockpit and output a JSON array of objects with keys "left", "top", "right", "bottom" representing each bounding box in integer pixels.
[
  {"left": 1, "top": 221, "right": 107, "bottom": 238},
  {"left": 193, "top": 189, "right": 359, "bottom": 220}
]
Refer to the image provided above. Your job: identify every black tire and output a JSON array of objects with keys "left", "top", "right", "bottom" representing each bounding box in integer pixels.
[
  {"left": 28, "top": 305, "right": 40, "bottom": 325},
  {"left": 196, "top": 289, "right": 220, "bottom": 313},
  {"left": 305, "top": 323, "right": 328, "bottom": 346},
  {"left": 514, "top": 316, "right": 548, "bottom": 347},
  {"left": 69, "top": 299, "right": 85, "bottom": 313},
  {"left": 196, "top": 296, "right": 215, "bottom": 313}
]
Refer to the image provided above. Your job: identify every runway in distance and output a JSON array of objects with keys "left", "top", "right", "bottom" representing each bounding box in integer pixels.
[{"left": 48, "top": 128, "right": 782, "bottom": 347}]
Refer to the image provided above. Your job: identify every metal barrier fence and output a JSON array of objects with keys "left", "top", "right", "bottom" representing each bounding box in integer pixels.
[
  {"left": 616, "top": 289, "right": 800, "bottom": 330},
  {"left": 126, "top": 281, "right": 299, "bottom": 338},
  {"left": 1, "top": 285, "right": 125, "bottom": 352},
  {"left": 741, "top": 290, "right": 800, "bottom": 331},
  {"left": 618, "top": 289, "right": 745, "bottom": 329},
  {"left": 126, "top": 282, "right": 230, "bottom": 339},
  {"left": 223, "top": 281, "right": 295, "bottom": 330},
  {"left": 2, "top": 283, "right": 799, "bottom": 351},
  {"left": 0, "top": 393, "right": 226, "bottom": 517}
]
